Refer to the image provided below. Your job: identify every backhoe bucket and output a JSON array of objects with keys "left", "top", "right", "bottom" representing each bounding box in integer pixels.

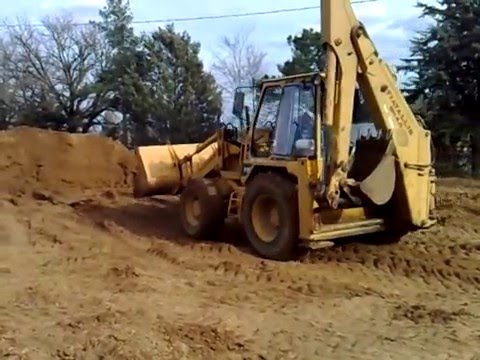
[
  {"left": 359, "top": 140, "right": 396, "bottom": 205},
  {"left": 133, "top": 142, "right": 218, "bottom": 197}
]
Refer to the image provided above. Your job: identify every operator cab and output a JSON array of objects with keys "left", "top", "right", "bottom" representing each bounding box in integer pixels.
[
  {"left": 232, "top": 72, "right": 376, "bottom": 162},
  {"left": 251, "top": 81, "right": 315, "bottom": 159},
  {"left": 232, "top": 73, "right": 318, "bottom": 161}
]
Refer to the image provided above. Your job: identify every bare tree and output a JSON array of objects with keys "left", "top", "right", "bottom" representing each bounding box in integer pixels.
[
  {"left": 0, "top": 14, "right": 113, "bottom": 132},
  {"left": 211, "top": 28, "right": 267, "bottom": 100}
]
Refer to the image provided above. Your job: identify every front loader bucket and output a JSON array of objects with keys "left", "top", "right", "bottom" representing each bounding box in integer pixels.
[{"left": 133, "top": 142, "right": 218, "bottom": 197}]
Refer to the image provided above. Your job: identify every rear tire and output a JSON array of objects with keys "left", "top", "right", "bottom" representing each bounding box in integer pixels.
[
  {"left": 180, "top": 178, "right": 226, "bottom": 239},
  {"left": 241, "top": 172, "right": 299, "bottom": 261}
]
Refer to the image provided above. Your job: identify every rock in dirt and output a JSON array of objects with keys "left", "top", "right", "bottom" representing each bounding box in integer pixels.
[{"left": 0, "top": 127, "right": 137, "bottom": 200}]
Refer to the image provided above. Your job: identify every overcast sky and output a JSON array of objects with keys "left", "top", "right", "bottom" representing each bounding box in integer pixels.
[{"left": 1, "top": 0, "right": 437, "bottom": 76}]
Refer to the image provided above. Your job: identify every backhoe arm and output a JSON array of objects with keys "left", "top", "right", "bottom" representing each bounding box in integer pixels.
[
  {"left": 321, "top": 0, "right": 436, "bottom": 228},
  {"left": 321, "top": 0, "right": 359, "bottom": 209}
]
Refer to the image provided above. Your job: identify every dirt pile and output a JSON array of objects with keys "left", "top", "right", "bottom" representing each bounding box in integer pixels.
[
  {"left": 1, "top": 180, "right": 478, "bottom": 359},
  {"left": 1, "top": 125, "right": 480, "bottom": 359},
  {"left": 0, "top": 127, "right": 136, "bottom": 199}
]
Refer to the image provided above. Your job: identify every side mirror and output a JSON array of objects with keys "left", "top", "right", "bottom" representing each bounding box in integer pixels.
[{"left": 233, "top": 90, "right": 245, "bottom": 118}]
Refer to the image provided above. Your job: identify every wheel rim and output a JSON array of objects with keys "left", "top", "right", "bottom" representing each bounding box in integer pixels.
[
  {"left": 251, "top": 194, "right": 280, "bottom": 243},
  {"left": 185, "top": 197, "right": 201, "bottom": 227}
]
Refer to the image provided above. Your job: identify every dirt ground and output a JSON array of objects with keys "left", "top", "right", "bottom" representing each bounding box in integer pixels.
[{"left": 0, "top": 127, "right": 479, "bottom": 360}]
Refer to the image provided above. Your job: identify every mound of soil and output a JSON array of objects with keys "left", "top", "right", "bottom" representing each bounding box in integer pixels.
[
  {"left": 0, "top": 127, "right": 136, "bottom": 199},
  {"left": 1, "top": 126, "right": 479, "bottom": 359}
]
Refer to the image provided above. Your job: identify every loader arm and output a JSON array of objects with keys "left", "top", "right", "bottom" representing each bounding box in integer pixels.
[{"left": 321, "top": 0, "right": 436, "bottom": 228}]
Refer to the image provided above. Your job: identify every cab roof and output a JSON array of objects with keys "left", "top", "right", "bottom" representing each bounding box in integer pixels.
[{"left": 260, "top": 71, "right": 326, "bottom": 86}]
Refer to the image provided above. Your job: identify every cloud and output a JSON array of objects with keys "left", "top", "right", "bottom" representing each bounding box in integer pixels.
[
  {"left": 40, "top": 0, "right": 105, "bottom": 10},
  {"left": 354, "top": 1, "right": 388, "bottom": 19},
  {"left": 2, "top": 0, "right": 431, "bottom": 74},
  {"left": 36, "top": 0, "right": 103, "bottom": 22},
  {"left": 46, "top": 5, "right": 101, "bottom": 21}
]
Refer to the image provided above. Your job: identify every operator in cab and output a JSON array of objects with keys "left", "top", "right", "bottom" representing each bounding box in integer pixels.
[{"left": 293, "top": 101, "right": 315, "bottom": 157}]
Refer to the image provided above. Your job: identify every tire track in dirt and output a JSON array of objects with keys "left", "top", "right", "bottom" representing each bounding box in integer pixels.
[
  {"left": 76, "top": 193, "right": 480, "bottom": 299},
  {"left": 391, "top": 302, "right": 475, "bottom": 325},
  {"left": 418, "top": 241, "right": 480, "bottom": 256},
  {"left": 303, "top": 241, "right": 480, "bottom": 293},
  {"left": 94, "top": 206, "right": 447, "bottom": 302},
  {"left": 145, "top": 240, "right": 398, "bottom": 304},
  {"left": 157, "top": 317, "right": 255, "bottom": 359}
]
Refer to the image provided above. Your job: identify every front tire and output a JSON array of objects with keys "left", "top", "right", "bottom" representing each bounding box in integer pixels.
[
  {"left": 241, "top": 172, "right": 299, "bottom": 261},
  {"left": 180, "top": 178, "right": 226, "bottom": 239}
]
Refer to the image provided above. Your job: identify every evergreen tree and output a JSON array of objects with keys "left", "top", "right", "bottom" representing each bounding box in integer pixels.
[
  {"left": 96, "top": 1, "right": 222, "bottom": 146},
  {"left": 144, "top": 25, "right": 222, "bottom": 144},
  {"left": 401, "top": 0, "right": 480, "bottom": 176},
  {"left": 278, "top": 28, "right": 325, "bottom": 76},
  {"left": 97, "top": 0, "right": 150, "bottom": 146}
]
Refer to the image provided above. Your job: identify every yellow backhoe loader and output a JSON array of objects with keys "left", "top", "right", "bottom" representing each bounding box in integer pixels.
[{"left": 133, "top": 0, "right": 437, "bottom": 261}]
